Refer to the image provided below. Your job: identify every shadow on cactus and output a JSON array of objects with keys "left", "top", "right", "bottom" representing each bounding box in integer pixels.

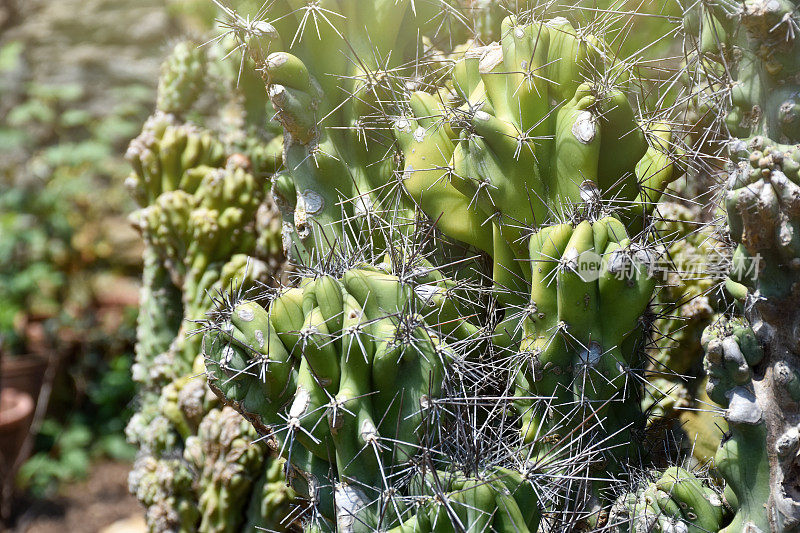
[
  {"left": 201, "top": 260, "right": 546, "bottom": 530},
  {"left": 190, "top": 1, "right": 702, "bottom": 531}
]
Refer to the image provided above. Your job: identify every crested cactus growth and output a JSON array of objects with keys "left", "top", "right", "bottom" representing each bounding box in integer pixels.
[
  {"left": 202, "top": 264, "right": 502, "bottom": 530},
  {"left": 215, "top": 0, "right": 482, "bottom": 264},
  {"left": 123, "top": 0, "right": 800, "bottom": 531},
  {"left": 688, "top": 0, "right": 800, "bottom": 527},
  {"left": 611, "top": 466, "right": 729, "bottom": 532},
  {"left": 394, "top": 15, "right": 681, "bottom": 303},
  {"left": 190, "top": 1, "right": 694, "bottom": 530},
  {"left": 126, "top": 35, "right": 296, "bottom": 533},
  {"left": 701, "top": 317, "right": 772, "bottom": 533},
  {"left": 514, "top": 218, "right": 656, "bottom": 461}
]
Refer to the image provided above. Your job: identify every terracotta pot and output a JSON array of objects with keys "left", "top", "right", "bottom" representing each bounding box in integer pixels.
[
  {"left": 0, "top": 388, "right": 34, "bottom": 466},
  {"left": 0, "top": 355, "right": 47, "bottom": 404}
]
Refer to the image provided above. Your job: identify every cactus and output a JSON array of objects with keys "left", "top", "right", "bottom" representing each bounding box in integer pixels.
[
  {"left": 641, "top": 203, "right": 727, "bottom": 460},
  {"left": 701, "top": 317, "right": 771, "bottom": 533},
  {"left": 202, "top": 264, "right": 503, "bottom": 530},
  {"left": 126, "top": 112, "right": 273, "bottom": 379},
  {"left": 611, "top": 466, "right": 729, "bottom": 532},
  {"left": 514, "top": 218, "right": 656, "bottom": 463},
  {"left": 190, "top": 1, "right": 698, "bottom": 530},
  {"left": 126, "top": 36, "right": 297, "bottom": 533},
  {"left": 691, "top": 0, "right": 800, "bottom": 146},
  {"left": 688, "top": 0, "right": 800, "bottom": 527},
  {"left": 129, "top": 455, "right": 200, "bottom": 532},
  {"left": 214, "top": 0, "right": 484, "bottom": 264},
  {"left": 243, "top": 455, "right": 299, "bottom": 533},
  {"left": 393, "top": 14, "right": 681, "bottom": 320},
  {"left": 156, "top": 41, "right": 208, "bottom": 117},
  {"left": 125, "top": 1, "right": 800, "bottom": 531},
  {"left": 183, "top": 406, "right": 289, "bottom": 533}
]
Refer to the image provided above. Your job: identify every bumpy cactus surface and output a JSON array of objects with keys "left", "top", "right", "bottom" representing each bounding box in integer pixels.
[
  {"left": 202, "top": 265, "right": 520, "bottom": 530},
  {"left": 611, "top": 466, "right": 729, "bottom": 532},
  {"left": 123, "top": 0, "right": 800, "bottom": 530},
  {"left": 701, "top": 317, "right": 772, "bottom": 533},
  {"left": 688, "top": 0, "right": 800, "bottom": 527},
  {"left": 126, "top": 36, "right": 297, "bottom": 533},
  {"left": 394, "top": 15, "right": 680, "bottom": 304}
]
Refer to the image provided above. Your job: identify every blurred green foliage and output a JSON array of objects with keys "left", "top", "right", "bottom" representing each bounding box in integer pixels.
[
  {"left": 0, "top": 23, "right": 151, "bottom": 495},
  {"left": 18, "top": 353, "right": 137, "bottom": 497}
]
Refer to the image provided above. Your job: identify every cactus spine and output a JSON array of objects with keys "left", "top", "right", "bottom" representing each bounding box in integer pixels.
[
  {"left": 126, "top": 38, "right": 297, "bottom": 532},
  {"left": 125, "top": 0, "right": 800, "bottom": 530},
  {"left": 690, "top": 0, "right": 800, "bottom": 527}
]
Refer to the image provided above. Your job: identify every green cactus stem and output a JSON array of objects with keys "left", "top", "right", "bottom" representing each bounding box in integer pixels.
[
  {"left": 611, "top": 466, "right": 729, "bottom": 532},
  {"left": 201, "top": 261, "right": 555, "bottom": 530},
  {"left": 394, "top": 15, "right": 681, "bottom": 311},
  {"left": 127, "top": 34, "right": 291, "bottom": 532},
  {"left": 511, "top": 217, "right": 657, "bottom": 521},
  {"left": 689, "top": 0, "right": 800, "bottom": 525},
  {"left": 215, "top": 0, "right": 486, "bottom": 264},
  {"left": 701, "top": 317, "right": 772, "bottom": 532},
  {"left": 156, "top": 40, "right": 208, "bottom": 117}
]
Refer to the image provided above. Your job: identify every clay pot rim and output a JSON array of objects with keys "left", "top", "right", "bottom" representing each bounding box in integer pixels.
[{"left": 0, "top": 388, "right": 35, "bottom": 425}]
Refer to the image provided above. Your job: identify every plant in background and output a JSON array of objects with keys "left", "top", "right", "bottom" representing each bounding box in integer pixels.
[
  {"left": 683, "top": 0, "right": 800, "bottom": 528},
  {"left": 193, "top": 1, "right": 714, "bottom": 531},
  {"left": 0, "top": 25, "right": 150, "bottom": 504},
  {"left": 0, "top": 179, "right": 71, "bottom": 356},
  {"left": 124, "top": 27, "right": 298, "bottom": 531},
  {"left": 640, "top": 202, "right": 728, "bottom": 462}
]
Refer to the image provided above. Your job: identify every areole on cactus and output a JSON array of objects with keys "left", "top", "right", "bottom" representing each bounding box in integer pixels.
[
  {"left": 125, "top": 31, "right": 298, "bottom": 533},
  {"left": 689, "top": 0, "right": 800, "bottom": 527},
  {"left": 121, "top": 0, "right": 800, "bottom": 531}
]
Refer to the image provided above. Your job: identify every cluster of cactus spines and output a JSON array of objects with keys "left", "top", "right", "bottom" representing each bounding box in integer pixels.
[
  {"left": 393, "top": 14, "right": 683, "bottom": 342},
  {"left": 126, "top": 35, "right": 300, "bottom": 533},
  {"left": 610, "top": 466, "right": 729, "bottom": 532},
  {"left": 187, "top": 1, "right": 703, "bottom": 531},
  {"left": 202, "top": 262, "right": 502, "bottom": 530},
  {"left": 687, "top": 0, "right": 800, "bottom": 527},
  {"left": 643, "top": 203, "right": 723, "bottom": 438},
  {"left": 513, "top": 217, "right": 657, "bottom": 480},
  {"left": 211, "top": 0, "right": 509, "bottom": 267}
]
